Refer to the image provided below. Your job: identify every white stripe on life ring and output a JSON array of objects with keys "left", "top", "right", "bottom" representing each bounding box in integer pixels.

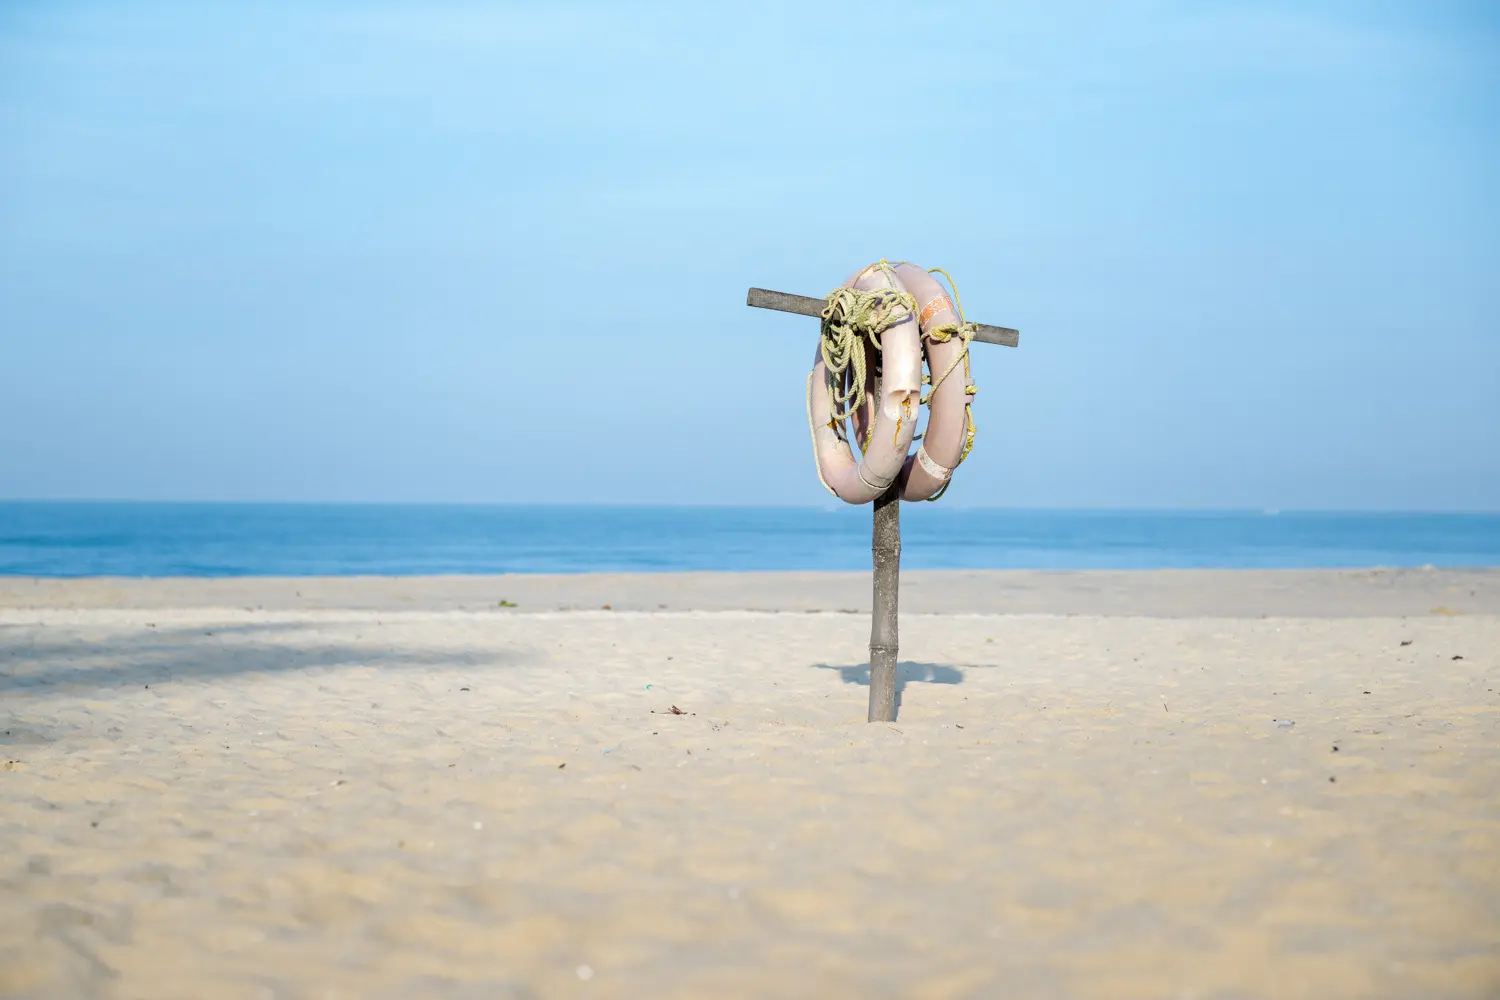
[{"left": 915, "top": 444, "right": 953, "bottom": 483}]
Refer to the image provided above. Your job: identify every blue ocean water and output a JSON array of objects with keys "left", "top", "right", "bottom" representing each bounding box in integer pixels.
[{"left": 1, "top": 502, "right": 1497, "bottom": 577}]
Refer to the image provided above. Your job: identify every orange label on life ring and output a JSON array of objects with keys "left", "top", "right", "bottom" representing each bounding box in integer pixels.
[{"left": 918, "top": 294, "right": 954, "bottom": 328}]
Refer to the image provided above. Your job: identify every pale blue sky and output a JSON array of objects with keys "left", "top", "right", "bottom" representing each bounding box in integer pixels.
[{"left": 1, "top": 1, "right": 1495, "bottom": 508}]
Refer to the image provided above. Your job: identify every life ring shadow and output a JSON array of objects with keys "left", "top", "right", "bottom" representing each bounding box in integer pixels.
[{"left": 815, "top": 661, "right": 965, "bottom": 713}]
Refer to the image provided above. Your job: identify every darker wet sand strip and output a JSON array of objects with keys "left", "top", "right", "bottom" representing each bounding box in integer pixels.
[{"left": 1, "top": 567, "right": 1497, "bottom": 617}]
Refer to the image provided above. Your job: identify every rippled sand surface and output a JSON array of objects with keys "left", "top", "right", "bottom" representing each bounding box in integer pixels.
[{"left": 2, "top": 572, "right": 1497, "bottom": 999}]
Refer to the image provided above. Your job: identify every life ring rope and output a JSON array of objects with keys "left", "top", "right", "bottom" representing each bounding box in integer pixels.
[
  {"left": 816, "top": 259, "right": 917, "bottom": 425},
  {"left": 919, "top": 266, "right": 980, "bottom": 498},
  {"left": 805, "top": 370, "right": 837, "bottom": 498}
]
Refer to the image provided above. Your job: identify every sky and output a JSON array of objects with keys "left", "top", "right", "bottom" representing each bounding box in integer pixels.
[{"left": 1, "top": 0, "right": 1496, "bottom": 509}]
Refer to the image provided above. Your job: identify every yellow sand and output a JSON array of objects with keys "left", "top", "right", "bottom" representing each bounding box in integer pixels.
[{"left": 1, "top": 571, "right": 1497, "bottom": 999}]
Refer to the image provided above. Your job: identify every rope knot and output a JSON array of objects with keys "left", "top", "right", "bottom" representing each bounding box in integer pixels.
[{"left": 818, "top": 272, "right": 916, "bottom": 425}]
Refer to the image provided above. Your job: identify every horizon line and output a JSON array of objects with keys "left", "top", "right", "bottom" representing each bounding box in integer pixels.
[{"left": 2, "top": 499, "right": 1498, "bottom": 516}]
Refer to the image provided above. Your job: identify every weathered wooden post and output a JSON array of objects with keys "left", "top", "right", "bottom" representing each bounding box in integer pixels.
[
  {"left": 747, "top": 284, "right": 1020, "bottom": 722},
  {"left": 868, "top": 483, "right": 901, "bottom": 721}
]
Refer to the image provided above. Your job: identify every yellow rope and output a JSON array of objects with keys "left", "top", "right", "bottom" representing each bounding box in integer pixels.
[
  {"left": 920, "top": 267, "right": 978, "bottom": 501},
  {"left": 818, "top": 259, "right": 916, "bottom": 425},
  {"left": 804, "top": 370, "right": 836, "bottom": 496}
]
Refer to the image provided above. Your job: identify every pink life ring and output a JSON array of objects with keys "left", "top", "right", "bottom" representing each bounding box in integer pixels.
[
  {"left": 805, "top": 261, "right": 977, "bottom": 504},
  {"left": 806, "top": 262, "right": 923, "bottom": 504},
  {"left": 892, "top": 262, "right": 974, "bottom": 501}
]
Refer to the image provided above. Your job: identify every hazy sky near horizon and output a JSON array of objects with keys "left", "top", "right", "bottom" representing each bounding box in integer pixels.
[{"left": 1, "top": 1, "right": 1496, "bottom": 508}]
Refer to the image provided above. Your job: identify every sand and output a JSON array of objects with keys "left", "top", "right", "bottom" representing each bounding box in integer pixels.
[{"left": 1, "top": 570, "right": 1497, "bottom": 999}]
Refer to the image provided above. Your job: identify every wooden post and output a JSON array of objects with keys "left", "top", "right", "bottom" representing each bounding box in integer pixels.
[
  {"left": 868, "top": 484, "right": 901, "bottom": 722},
  {"left": 745, "top": 284, "right": 1018, "bottom": 722}
]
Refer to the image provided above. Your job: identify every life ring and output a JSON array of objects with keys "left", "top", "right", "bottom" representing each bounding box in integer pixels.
[
  {"left": 806, "top": 262, "right": 923, "bottom": 504},
  {"left": 892, "top": 262, "right": 974, "bottom": 501}
]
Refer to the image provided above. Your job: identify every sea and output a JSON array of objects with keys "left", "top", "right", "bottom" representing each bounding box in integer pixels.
[{"left": 1, "top": 502, "right": 1497, "bottom": 577}]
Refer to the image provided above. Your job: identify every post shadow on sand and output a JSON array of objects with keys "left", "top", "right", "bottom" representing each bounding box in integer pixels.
[{"left": 815, "top": 661, "right": 965, "bottom": 718}]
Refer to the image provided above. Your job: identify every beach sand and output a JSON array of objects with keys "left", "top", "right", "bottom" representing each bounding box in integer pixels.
[{"left": 1, "top": 569, "right": 1497, "bottom": 999}]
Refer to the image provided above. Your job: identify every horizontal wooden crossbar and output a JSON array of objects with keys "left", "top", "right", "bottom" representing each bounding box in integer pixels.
[{"left": 746, "top": 287, "right": 1019, "bottom": 347}]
